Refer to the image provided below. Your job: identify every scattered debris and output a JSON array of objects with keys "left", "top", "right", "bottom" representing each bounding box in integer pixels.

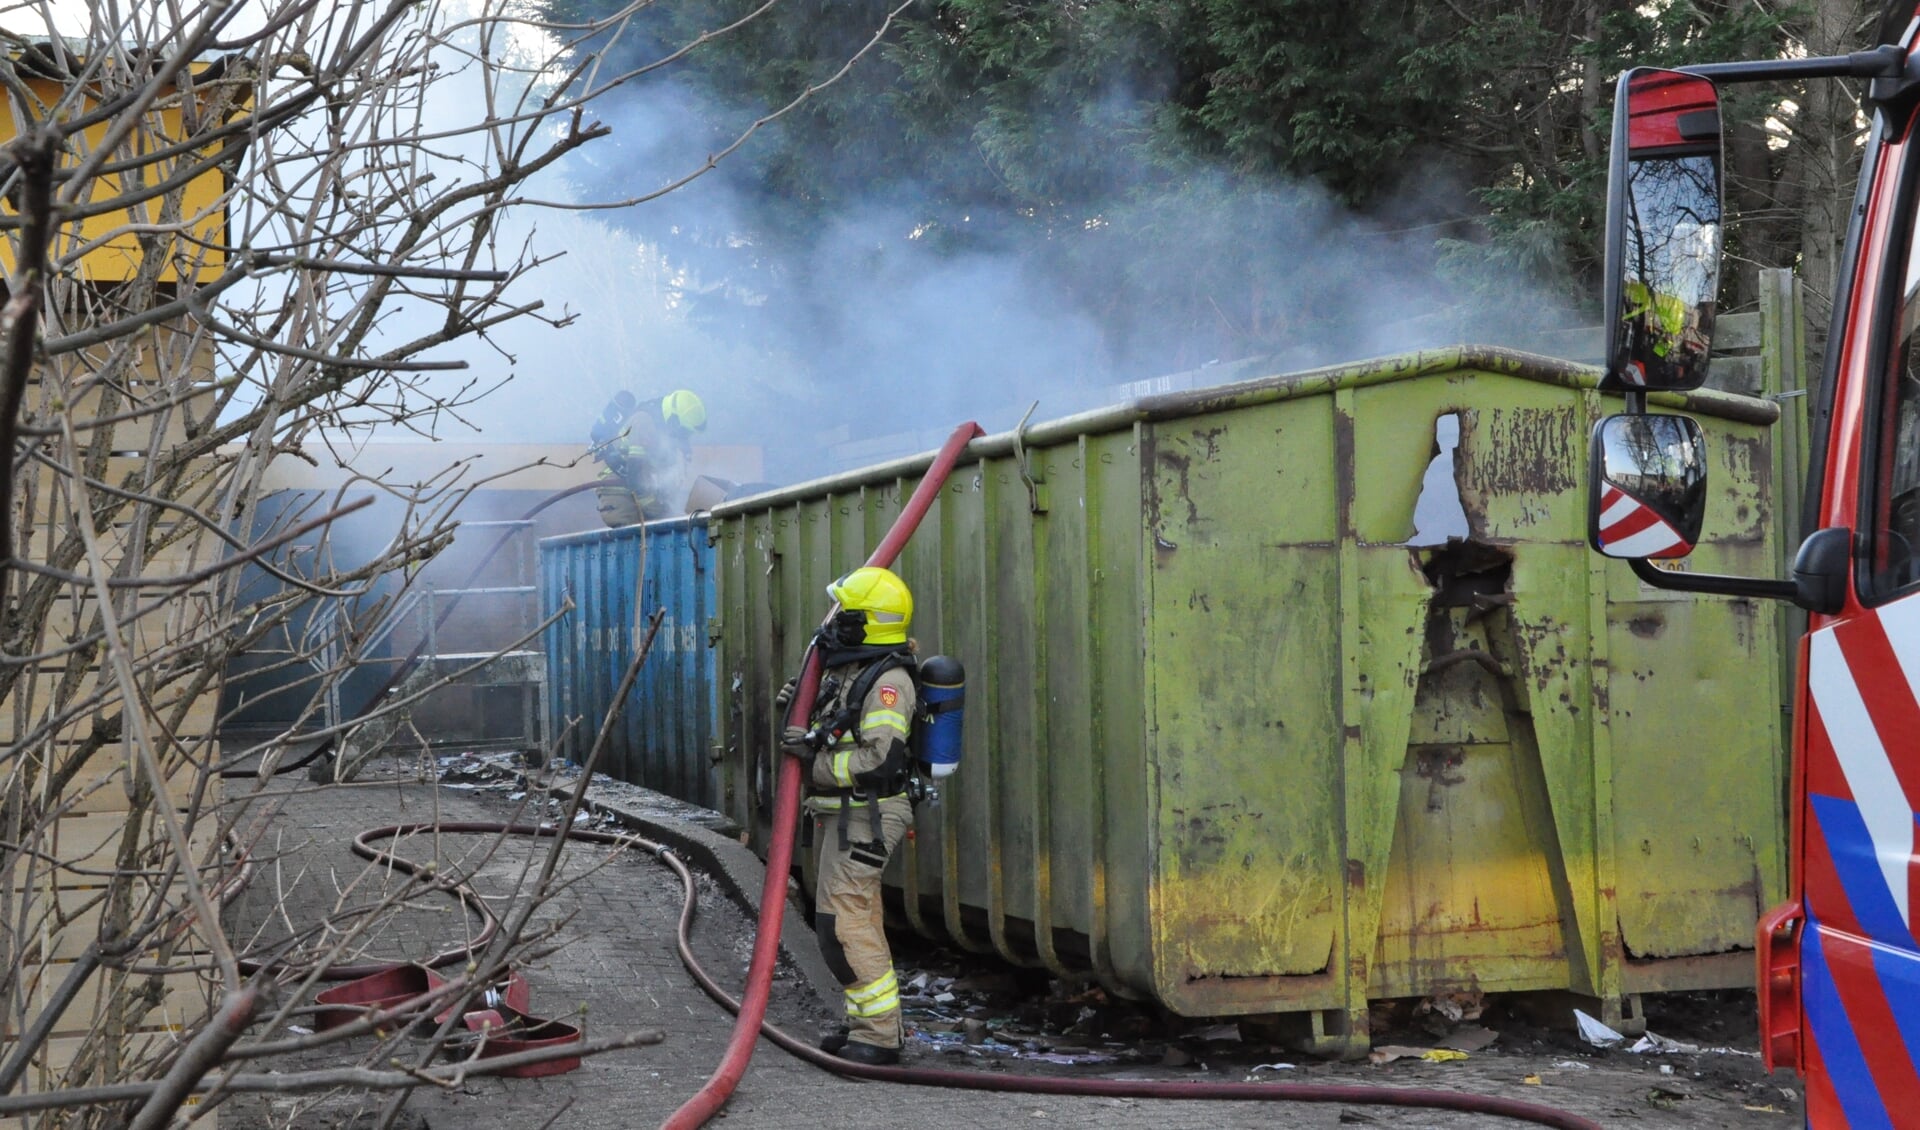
[
  {"left": 1026, "top": 1051, "right": 1119, "bottom": 1066},
  {"left": 537, "top": 767, "right": 741, "bottom": 835},
  {"left": 437, "top": 752, "right": 522, "bottom": 788},
  {"left": 878, "top": 918, "right": 1783, "bottom": 1117},
  {"left": 1417, "top": 988, "right": 1485, "bottom": 1026},
  {"left": 1649, "top": 1079, "right": 1695, "bottom": 1111},
  {"left": 1368, "top": 1045, "right": 1469, "bottom": 1065},
  {"left": 1623, "top": 1029, "right": 1761, "bottom": 1057},
  {"left": 1628, "top": 1031, "right": 1698, "bottom": 1055},
  {"left": 1574, "top": 1009, "right": 1626, "bottom": 1048},
  {"left": 1438, "top": 1025, "right": 1499, "bottom": 1053}
]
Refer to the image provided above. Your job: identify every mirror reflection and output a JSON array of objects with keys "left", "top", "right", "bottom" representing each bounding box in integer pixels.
[
  {"left": 1602, "top": 67, "right": 1723, "bottom": 392},
  {"left": 1591, "top": 414, "right": 1707, "bottom": 559},
  {"left": 1618, "top": 153, "right": 1721, "bottom": 388}
]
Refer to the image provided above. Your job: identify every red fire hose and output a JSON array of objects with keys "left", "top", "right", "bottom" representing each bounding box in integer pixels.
[{"left": 663, "top": 421, "right": 986, "bottom": 1129}]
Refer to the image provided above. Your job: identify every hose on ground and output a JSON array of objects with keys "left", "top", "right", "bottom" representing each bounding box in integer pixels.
[{"left": 321, "top": 818, "right": 1602, "bottom": 1129}]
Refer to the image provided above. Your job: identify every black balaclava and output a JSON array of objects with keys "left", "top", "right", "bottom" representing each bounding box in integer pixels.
[{"left": 816, "top": 610, "right": 908, "bottom": 670}]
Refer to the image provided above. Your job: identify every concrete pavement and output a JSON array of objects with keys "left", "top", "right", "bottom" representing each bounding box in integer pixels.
[{"left": 215, "top": 765, "right": 1795, "bottom": 1129}]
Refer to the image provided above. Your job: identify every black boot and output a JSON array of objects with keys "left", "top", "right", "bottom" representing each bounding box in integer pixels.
[
  {"left": 819, "top": 1027, "right": 849, "bottom": 1054},
  {"left": 834, "top": 1041, "right": 900, "bottom": 1066}
]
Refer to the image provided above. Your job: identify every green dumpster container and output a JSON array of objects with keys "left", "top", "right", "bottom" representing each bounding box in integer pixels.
[{"left": 709, "top": 346, "right": 1786, "bottom": 1054}]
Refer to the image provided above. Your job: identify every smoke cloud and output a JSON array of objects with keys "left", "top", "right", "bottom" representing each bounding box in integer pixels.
[{"left": 298, "top": 9, "right": 1592, "bottom": 488}]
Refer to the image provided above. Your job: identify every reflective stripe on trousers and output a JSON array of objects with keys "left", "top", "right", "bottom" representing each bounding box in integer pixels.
[
  {"left": 813, "top": 793, "right": 911, "bottom": 1049},
  {"left": 846, "top": 969, "right": 899, "bottom": 1018}
]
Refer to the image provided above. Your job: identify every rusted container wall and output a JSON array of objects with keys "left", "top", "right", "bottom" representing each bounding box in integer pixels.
[
  {"left": 540, "top": 518, "right": 718, "bottom": 808},
  {"left": 710, "top": 347, "right": 1786, "bottom": 1053}
]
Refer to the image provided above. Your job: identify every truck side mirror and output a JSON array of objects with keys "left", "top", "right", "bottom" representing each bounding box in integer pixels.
[
  {"left": 1601, "top": 67, "right": 1724, "bottom": 392},
  {"left": 1589, "top": 413, "right": 1707, "bottom": 559},
  {"left": 1790, "top": 527, "right": 1852, "bottom": 614}
]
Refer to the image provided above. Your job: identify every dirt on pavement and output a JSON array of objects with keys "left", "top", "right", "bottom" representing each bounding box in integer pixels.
[{"left": 213, "top": 764, "right": 1803, "bottom": 1129}]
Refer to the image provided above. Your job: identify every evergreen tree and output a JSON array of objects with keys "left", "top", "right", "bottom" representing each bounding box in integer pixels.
[{"left": 544, "top": 0, "right": 1849, "bottom": 393}]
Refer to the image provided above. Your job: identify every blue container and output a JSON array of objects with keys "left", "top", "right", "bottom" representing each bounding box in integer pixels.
[{"left": 539, "top": 518, "right": 718, "bottom": 809}]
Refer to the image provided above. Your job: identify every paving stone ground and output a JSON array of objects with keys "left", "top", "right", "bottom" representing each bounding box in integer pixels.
[{"left": 212, "top": 766, "right": 1802, "bottom": 1130}]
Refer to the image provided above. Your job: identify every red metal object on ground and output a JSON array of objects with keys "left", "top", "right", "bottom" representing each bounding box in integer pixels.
[
  {"left": 312, "top": 963, "right": 538, "bottom": 1035},
  {"left": 436, "top": 970, "right": 530, "bottom": 1027},
  {"left": 463, "top": 1008, "right": 585, "bottom": 1078},
  {"left": 312, "top": 964, "right": 446, "bottom": 1031}
]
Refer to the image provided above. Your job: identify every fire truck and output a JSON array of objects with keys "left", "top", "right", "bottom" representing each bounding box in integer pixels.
[{"left": 1594, "top": 11, "right": 1920, "bottom": 1125}]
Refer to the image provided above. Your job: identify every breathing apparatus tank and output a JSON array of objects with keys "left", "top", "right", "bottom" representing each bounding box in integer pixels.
[{"left": 916, "top": 655, "right": 965, "bottom": 778}]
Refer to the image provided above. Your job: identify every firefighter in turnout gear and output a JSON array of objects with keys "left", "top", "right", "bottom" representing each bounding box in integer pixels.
[
  {"left": 780, "top": 566, "right": 918, "bottom": 1064},
  {"left": 588, "top": 389, "right": 706, "bottom": 526}
]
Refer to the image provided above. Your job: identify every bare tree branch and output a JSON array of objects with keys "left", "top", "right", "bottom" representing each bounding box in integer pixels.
[
  {"left": 0, "top": 1028, "right": 665, "bottom": 1117},
  {"left": 0, "top": 0, "right": 913, "bottom": 1119}
]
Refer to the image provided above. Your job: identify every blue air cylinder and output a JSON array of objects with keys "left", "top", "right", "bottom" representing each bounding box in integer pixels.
[{"left": 918, "top": 655, "right": 965, "bottom": 777}]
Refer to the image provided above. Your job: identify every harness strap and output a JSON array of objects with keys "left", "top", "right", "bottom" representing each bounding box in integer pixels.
[{"left": 821, "top": 652, "right": 916, "bottom": 738}]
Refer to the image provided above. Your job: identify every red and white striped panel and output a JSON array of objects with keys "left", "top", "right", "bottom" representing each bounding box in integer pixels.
[
  {"left": 1807, "top": 608, "right": 1920, "bottom": 937},
  {"left": 1808, "top": 601, "right": 1920, "bottom": 935},
  {"left": 1597, "top": 484, "right": 1692, "bottom": 558}
]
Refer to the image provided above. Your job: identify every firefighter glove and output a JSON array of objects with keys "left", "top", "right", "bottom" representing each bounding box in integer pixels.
[
  {"left": 774, "top": 677, "right": 797, "bottom": 712},
  {"left": 592, "top": 390, "right": 635, "bottom": 436},
  {"left": 781, "top": 725, "right": 812, "bottom": 759}
]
